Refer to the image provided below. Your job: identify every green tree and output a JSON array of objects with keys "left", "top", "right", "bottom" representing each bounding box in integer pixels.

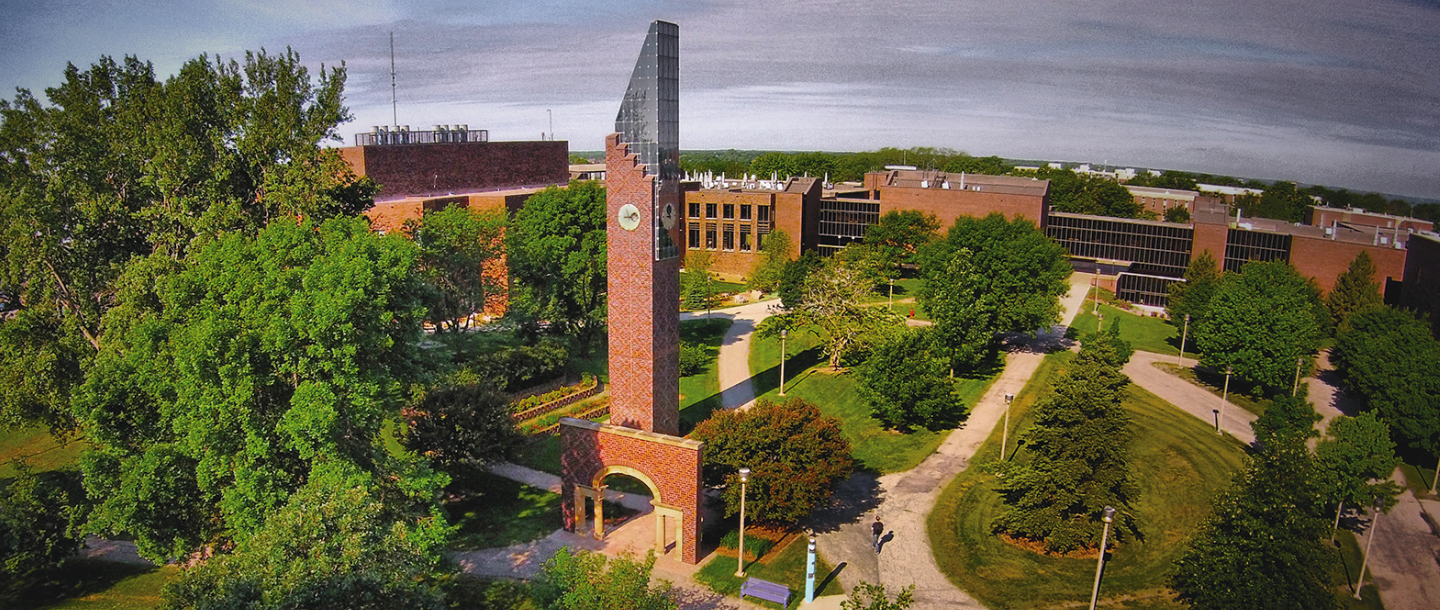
[
  {"left": 0, "top": 49, "right": 371, "bottom": 436},
  {"left": 777, "top": 250, "right": 822, "bottom": 310},
  {"left": 1165, "top": 250, "right": 1221, "bottom": 331},
  {"left": 1325, "top": 251, "right": 1382, "bottom": 329},
  {"left": 681, "top": 249, "right": 716, "bottom": 311},
  {"left": 841, "top": 581, "right": 916, "bottom": 610},
  {"left": 1251, "top": 394, "right": 1321, "bottom": 451},
  {"left": 75, "top": 217, "right": 441, "bottom": 562},
  {"left": 863, "top": 210, "right": 940, "bottom": 273},
  {"left": 400, "top": 384, "right": 523, "bottom": 476},
  {"left": 1331, "top": 306, "right": 1440, "bottom": 456},
  {"left": 857, "top": 327, "right": 959, "bottom": 431},
  {"left": 690, "top": 398, "right": 853, "bottom": 524},
  {"left": 1316, "top": 412, "right": 1400, "bottom": 538},
  {"left": 1163, "top": 206, "right": 1191, "bottom": 223},
  {"left": 1237, "top": 181, "right": 1313, "bottom": 223},
  {"left": 1041, "top": 170, "right": 1142, "bottom": 218},
  {"left": 406, "top": 205, "right": 507, "bottom": 333},
  {"left": 745, "top": 229, "right": 793, "bottom": 292},
  {"left": 1, "top": 464, "right": 87, "bottom": 598},
  {"left": 1195, "top": 262, "right": 1325, "bottom": 392},
  {"left": 531, "top": 548, "right": 675, "bottom": 610},
  {"left": 1169, "top": 428, "right": 1333, "bottom": 610},
  {"left": 507, "top": 181, "right": 607, "bottom": 355},
  {"left": 788, "top": 249, "right": 898, "bottom": 369},
  {"left": 159, "top": 461, "right": 454, "bottom": 610},
  {"left": 919, "top": 214, "right": 1071, "bottom": 372},
  {"left": 992, "top": 326, "right": 1138, "bottom": 553}
]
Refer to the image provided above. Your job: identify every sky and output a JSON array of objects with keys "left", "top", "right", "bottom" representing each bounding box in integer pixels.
[{"left": 2, "top": 0, "right": 1438, "bottom": 199}]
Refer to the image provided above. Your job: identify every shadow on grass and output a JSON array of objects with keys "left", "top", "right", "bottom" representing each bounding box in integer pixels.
[
  {"left": 805, "top": 470, "right": 884, "bottom": 535},
  {"left": 11, "top": 559, "right": 160, "bottom": 610},
  {"left": 748, "top": 347, "right": 828, "bottom": 397},
  {"left": 816, "top": 562, "right": 846, "bottom": 598}
]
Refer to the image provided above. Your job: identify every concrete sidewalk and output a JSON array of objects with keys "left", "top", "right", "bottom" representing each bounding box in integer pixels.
[
  {"left": 1123, "top": 350, "right": 1258, "bottom": 444},
  {"left": 682, "top": 298, "right": 782, "bottom": 411}
]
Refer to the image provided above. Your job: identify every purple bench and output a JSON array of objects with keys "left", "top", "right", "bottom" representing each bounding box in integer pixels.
[{"left": 740, "top": 577, "right": 790, "bottom": 606}]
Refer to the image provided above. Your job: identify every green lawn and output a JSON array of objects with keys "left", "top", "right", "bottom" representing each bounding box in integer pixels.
[
  {"left": 748, "top": 325, "right": 997, "bottom": 474},
  {"left": 11, "top": 560, "right": 178, "bottom": 610},
  {"left": 693, "top": 533, "right": 844, "bottom": 609},
  {"left": 1153, "top": 362, "right": 1271, "bottom": 418},
  {"left": 928, "top": 350, "right": 1249, "bottom": 609},
  {"left": 1071, "top": 298, "right": 1192, "bottom": 358},
  {"left": 445, "top": 470, "right": 562, "bottom": 550},
  {"left": 0, "top": 427, "right": 90, "bottom": 479}
]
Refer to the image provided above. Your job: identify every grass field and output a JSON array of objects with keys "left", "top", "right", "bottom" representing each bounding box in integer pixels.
[
  {"left": 1070, "top": 297, "right": 1191, "bottom": 358},
  {"left": 928, "top": 350, "right": 1250, "bottom": 609},
  {"left": 11, "top": 560, "right": 178, "bottom": 610},
  {"left": 1154, "top": 361, "right": 1272, "bottom": 418},
  {"left": 445, "top": 470, "right": 563, "bottom": 550},
  {"left": 693, "top": 533, "right": 844, "bottom": 608},
  {"left": 0, "top": 427, "right": 90, "bottom": 479},
  {"left": 747, "top": 324, "right": 997, "bottom": 474}
]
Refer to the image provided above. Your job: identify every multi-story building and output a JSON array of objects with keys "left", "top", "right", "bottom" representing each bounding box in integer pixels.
[
  {"left": 679, "top": 174, "right": 821, "bottom": 277},
  {"left": 1125, "top": 185, "right": 1200, "bottom": 217}
]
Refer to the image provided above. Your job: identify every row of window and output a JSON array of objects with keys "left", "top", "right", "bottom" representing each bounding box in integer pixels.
[
  {"left": 1224, "top": 229, "right": 1291, "bottom": 272},
  {"left": 817, "top": 200, "right": 880, "bottom": 242},
  {"left": 1046, "top": 214, "right": 1194, "bottom": 277},
  {"left": 688, "top": 202, "right": 771, "bottom": 222},
  {"left": 687, "top": 222, "right": 766, "bottom": 252},
  {"left": 1116, "top": 273, "right": 1181, "bottom": 307}
]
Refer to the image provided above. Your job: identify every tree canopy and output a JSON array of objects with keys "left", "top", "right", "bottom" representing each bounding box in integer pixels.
[
  {"left": 1037, "top": 169, "right": 1143, "bottom": 219},
  {"left": 919, "top": 213, "right": 1071, "bottom": 372},
  {"left": 532, "top": 549, "right": 676, "bottom": 610},
  {"left": 1165, "top": 250, "right": 1221, "bottom": 330},
  {"left": 1331, "top": 305, "right": 1440, "bottom": 457},
  {"left": 405, "top": 205, "right": 506, "bottom": 333},
  {"left": 785, "top": 249, "right": 897, "bottom": 369},
  {"left": 1235, "top": 181, "right": 1314, "bottom": 224},
  {"left": 745, "top": 229, "right": 792, "bottom": 292},
  {"left": 1195, "top": 261, "right": 1325, "bottom": 392},
  {"left": 862, "top": 210, "right": 940, "bottom": 272},
  {"left": 857, "top": 327, "right": 960, "bottom": 431},
  {"left": 1324, "top": 251, "right": 1382, "bottom": 329},
  {"left": 506, "top": 181, "right": 607, "bottom": 354},
  {"left": 1316, "top": 412, "right": 1400, "bottom": 520},
  {"left": 690, "top": 398, "right": 853, "bottom": 524}
]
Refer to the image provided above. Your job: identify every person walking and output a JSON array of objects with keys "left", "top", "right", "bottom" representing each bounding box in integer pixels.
[{"left": 871, "top": 515, "right": 884, "bottom": 554}]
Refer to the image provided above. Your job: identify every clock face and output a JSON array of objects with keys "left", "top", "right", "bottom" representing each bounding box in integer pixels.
[
  {"left": 661, "top": 203, "right": 677, "bottom": 230},
  {"left": 618, "top": 204, "right": 641, "bottom": 231}
]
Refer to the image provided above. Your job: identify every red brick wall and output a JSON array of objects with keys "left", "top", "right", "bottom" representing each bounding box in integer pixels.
[
  {"left": 1191, "top": 223, "right": 1229, "bottom": 270},
  {"left": 605, "top": 134, "right": 680, "bottom": 436},
  {"left": 1289, "top": 235, "right": 1408, "bottom": 296},
  {"left": 341, "top": 141, "right": 568, "bottom": 199},
  {"left": 560, "top": 421, "right": 703, "bottom": 564},
  {"left": 878, "top": 186, "right": 1045, "bottom": 228},
  {"left": 1311, "top": 208, "right": 1433, "bottom": 232}
]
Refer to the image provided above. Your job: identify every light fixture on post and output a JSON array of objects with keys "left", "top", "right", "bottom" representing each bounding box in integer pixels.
[
  {"left": 735, "top": 467, "right": 751, "bottom": 578},
  {"left": 1292, "top": 356, "right": 1304, "bottom": 397},
  {"left": 779, "top": 330, "right": 788, "bottom": 397},
  {"left": 1088, "top": 506, "right": 1117, "bottom": 610},
  {"left": 1001, "top": 393, "right": 1015, "bottom": 460},
  {"left": 1354, "top": 496, "right": 1384, "bottom": 599},
  {"left": 804, "top": 530, "right": 817, "bottom": 604},
  {"left": 888, "top": 278, "right": 895, "bottom": 309},
  {"left": 1216, "top": 365, "right": 1232, "bottom": 435},
  {"left": 1178, "top": 314, "right": 1190, "bottom": 367}
]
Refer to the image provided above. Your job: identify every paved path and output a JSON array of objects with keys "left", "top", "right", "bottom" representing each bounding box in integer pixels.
[
  {"left": 1354, "top": 471, "right": 1440, "bottom": 610},
  {"left": 806, "top": 273, "right": 1094, "bottom": 609},
  {"left": 681, "top": 299, "right": 782, "bottom": 411},
  {"left": 1123, "top": 350, "right": 1258, "bottom": 444}
]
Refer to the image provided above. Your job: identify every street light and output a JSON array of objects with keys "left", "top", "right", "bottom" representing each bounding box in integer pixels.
[
  {"left": 779, "top": 330, "right": 788, "bottom": 397},
  {"left": 1292, "top": 356, "right": 1304, "bottom": 397},
  {"left": 1092, "top": 274, "right": 1099, "bottom": 315},
  {"left": 1177, "top": 314, "right": 1190, "bottom": 367},
  {"left": 1001, "top": 393, "right": 1015, "bottom": 461},
  {"left": 888, "top": 278, "right": 894, "bottom": 309},
  {"left": 1089, "top": 506, "right": 1117, "bottom": 610},
  {"left": 1354, "top": 496, "right": 1384, "bottom": 599},
  {"left": 1216, "top": 366, "right": 1232, "bottom": 435},
  {"left": 735, "top": 467, "right": 751, "bottom": 578}
]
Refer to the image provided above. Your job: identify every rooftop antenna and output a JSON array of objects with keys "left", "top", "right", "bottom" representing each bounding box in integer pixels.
[
  {"left": 548, "top": 109, "right": 554, "bottom": 141},
  {"left": 389, "top": 32, "right": 398, "bottom": 126}
]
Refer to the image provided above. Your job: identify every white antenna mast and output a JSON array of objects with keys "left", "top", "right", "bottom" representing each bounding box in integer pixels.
[
  {"left": 390, "top": 32, "right": 398, "bottom": 126},
  {"left": 547, "top": 109, "right": 553, "bottom": 141}
]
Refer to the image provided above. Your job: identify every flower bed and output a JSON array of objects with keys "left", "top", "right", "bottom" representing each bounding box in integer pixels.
[{"left": 509, "top": 374, "right": 600, "bottom": 422}]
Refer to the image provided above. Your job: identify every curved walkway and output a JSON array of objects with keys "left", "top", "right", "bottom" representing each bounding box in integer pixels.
[
  {"left": 1123, "top": 350, "right": 1258, "bottom": 444},
  {"left": 680, "top": 298, "right": 783, "bottom": 411}
]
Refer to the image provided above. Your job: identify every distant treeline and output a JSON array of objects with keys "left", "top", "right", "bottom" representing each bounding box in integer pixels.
[{"left": 571, "top": 147, "right": 1440, "bottom": 224}]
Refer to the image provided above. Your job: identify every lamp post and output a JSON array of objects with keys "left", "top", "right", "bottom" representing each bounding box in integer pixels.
[
  {"left": 1354, "top": 496, "right": 1384, "bottom": 599},
  {"left": 888, "top": 278, "right": 894, "bottom": 309},
  {"left": 1216, "top": 366, "right": 1232, "bottom": 435},
  {"left": 1001, "top": 393, "right": 1015, "bottom": 460},
  {"left": 1292, "top": 356, "right": 1304, "bottom": 397},
  {"left": 804, "top": 531, "right": 817, "bottom": 604},
  {"left": 1177, "top": 314, "right": 1190, "bottom": 367},
  {"left": 1089, "top": 506, "right": 1117, "bottom": 610},
  {"left": 1097, "top": 312, "right": 1104, "bottom": 333},
  {"left": 779, "top": 330, "right": 788, "bottom": 397},
  {"left": 1092, "top": 274, "right": 1099, "bottom": 315},
  {"left": 735, "top": 468, "right": 750, "bottom": 578}
]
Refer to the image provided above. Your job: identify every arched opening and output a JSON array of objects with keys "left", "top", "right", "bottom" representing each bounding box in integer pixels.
[{"left": 575, "top": 465, "right": 684, "bottom": 557}]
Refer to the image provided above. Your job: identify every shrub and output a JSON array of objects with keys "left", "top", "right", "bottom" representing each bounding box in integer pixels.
[
  {"left": 467, "top": 341, "right": 569, "bottom": 393},
  {"left": 678, "top": 342, "right": 709, "bottom": 377}
]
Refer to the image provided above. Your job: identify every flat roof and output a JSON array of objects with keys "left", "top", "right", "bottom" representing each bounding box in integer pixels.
[{"left": 878, "top": 170, "right": 1049, "bottom": 197}]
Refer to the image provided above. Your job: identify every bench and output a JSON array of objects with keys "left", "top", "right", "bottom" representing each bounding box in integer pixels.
[{"left": 740, "top": 577, "right": 791, "bottom": 606}]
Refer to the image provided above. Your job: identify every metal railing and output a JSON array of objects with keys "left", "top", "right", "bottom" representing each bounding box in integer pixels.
[{"left": 355, "top": 126, "right": 489, "bottom": 146}]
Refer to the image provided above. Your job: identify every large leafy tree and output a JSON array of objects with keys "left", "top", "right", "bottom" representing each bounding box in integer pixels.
[
  {"left": 1195, "top": 262, "right": 1325, "bottom": 392},
  {"left": 531, "top": 549, "right": 676, "bottom": 610},
  {"left": 1325, "top": 251, "right": 1383, "bottom": 329},
  {"left": 777, "top": 250, "right": 823, "bottom": 310},
  {"left": 0, "top": 50, "right": 371, "bottom": 435},
  {"left": 1331, "top": 305, "right": 1440, "bottom": 457},
  {"left": 1039, "top": 169, "right": 1142, "bottom": 218},
  {"left": 745, "top": 229, "right": 792, "bottom": 292},
  {"left": 992, "top": 326, "right": 1138, "bottom": 553},
  {"left": 399, "top": 384, "right": 523, "bottom": 476},
  {"left": 1316, "top": 412, "right": 1400, "bottom": 537},
  {"left": 506, "top": 181, "right": 607, "bottom": 355},
  {"left": 690, "top": 398, "right": 853, "bottom": 524},
  {"left": 1165, "top": 250, "right": 1221, "bottom": 330},
  {"left": 1236, "top": 181, "right": 1314, "bottom": 223},
  {"left": 787, "top": 249, "right": 898, "bottom": 369},
  {"left": 1, "top": 464, "right": 88, "bottom": 598},
  {"left": 405, "top": 205, "right": 506, "bottom": 333},
  {"left": 1169, "top": 421, "right": 1333, "bottom": 610},
  {"left": 159, "top": 461, "right": 454, "bottom": 610},
  {"left": 863, "top": 210, "right": 940, "bottom": 273},
  {"left": 919, "top": 213, "right": 1071, "bottom": 372},
  {"left": 857, "top": 327, "right": 959, "bottom": 431},
  {"left": 76, "top": 217, "right": 440, "bottom": 562}
]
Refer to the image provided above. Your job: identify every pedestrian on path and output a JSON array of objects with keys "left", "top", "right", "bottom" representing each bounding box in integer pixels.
[{"left": 872, "top": 515, "right": 884, "bottom": 554}]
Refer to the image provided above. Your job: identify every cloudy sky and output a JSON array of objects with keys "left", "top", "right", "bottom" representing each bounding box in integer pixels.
[{"left": 3, "top": 0, "right": 1438, "bottom": 198}]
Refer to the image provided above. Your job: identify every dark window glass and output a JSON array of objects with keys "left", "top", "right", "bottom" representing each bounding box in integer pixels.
[
  {"left": 740, "top": 205, "right": 752, "bottom": 220},
  {"left": 706, "top": 203, "right": 717, "bottom": 219},
  {"left": 688, "top": 222, "right": 700, "bottom": 249},
  {"left": 705, "top": 223, "right": 717, "bottom": 249},
  {"left": 689, "top": 202, "right": 701, "bottom": 218},
  {"left": 740, "top": 226, "right": 752, "bottom": 251},
  {"left": 723, "top": 204, "right": 735, "bottom": 219},
  {"left": 758, "top": 205, "right": 770, "bottom": 223},
  {"left": 723, "top": 224, "right": 735, "bottom": 250}
]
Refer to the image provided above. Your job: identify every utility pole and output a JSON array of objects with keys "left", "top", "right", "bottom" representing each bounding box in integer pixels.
[
  {"left": 548, "top": 109, "right": 554, "bottom": 141},
  {"left": 390, "top": 32, "right": 398, "bottom": 127}
]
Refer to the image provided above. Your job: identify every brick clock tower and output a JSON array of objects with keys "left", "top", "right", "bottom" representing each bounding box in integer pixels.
[{"left": 560, "top": 21, "right": 704, "bottom": 564}]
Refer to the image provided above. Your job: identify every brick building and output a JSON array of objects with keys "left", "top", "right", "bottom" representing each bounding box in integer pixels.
[
  {"left": 1125, "top": 185, "right": 1199, "bottom": 216},
  {"left": 681, "top": 174, "right": 821, "bottom": 276}
]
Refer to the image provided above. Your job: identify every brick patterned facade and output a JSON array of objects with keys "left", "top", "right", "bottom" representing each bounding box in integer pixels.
[
  {"left": 340, "top": 141, "right": 568, "bottom": 201},
  {"left": 605, "top": 134, "right": 681, "bottom": 436},
  {"left": 559, "top": 419, "right": 703, "bottom": 564},
  {"left": 1288, "top": 234, "right": 1408, "bottom": 295},
  {"left": 679, "top": 179, "right": 819, "bottom": 277}
]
